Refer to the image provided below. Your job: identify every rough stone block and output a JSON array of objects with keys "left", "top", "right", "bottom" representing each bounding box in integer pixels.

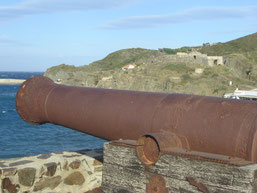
[
  {"left": 64, "top": 171, "right": 85, "bottom": 185},
  {"left": 2, "top": 168, "right": 17, "bottom": 176},
  {"left": 69, "top": 160, "right": 81, "bottom": 169},
  {"left": 18, "top": 168, "right": 36, "bottom": 187},
  {"left": 44, "top": 162, "right": 57, "bottom": 176},
  {"left": 0, "top": 162, "right": 7, "bottom": 168},
  {"left": 102, "top": 141, "right": 257, "bottom": 193},
  {"left": 33, "top": 176, "right": 62, "bottom": 192},
  {"left": 9, "top": 160, "right": 33, "bottom": 167},
  {"left": 37, "top": 154, "right": 52, "bottom": 159},
  {"left": 2, "top": 178, "right": 20, "bottom": 193}
]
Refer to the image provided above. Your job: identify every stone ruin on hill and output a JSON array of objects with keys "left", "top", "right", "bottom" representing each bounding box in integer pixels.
[{"left": 169, "top": 52, "right": 224, "bottom": 66}]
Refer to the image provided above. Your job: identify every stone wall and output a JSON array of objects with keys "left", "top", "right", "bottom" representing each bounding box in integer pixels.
[
  {"left": 171, "top": 52, "right": 224, "bottom": 66},
  {"left": 103, "top": 141, "right": 257, "bottom": 193},
  {"left": 207, "top": 56, "right": 224, "bottom": 66},
  {"left": 166, "top": 53, "right": 209, "bottom": 65},
  {"left": 0, "top": 149, "right": 103, "bottom": 193}
]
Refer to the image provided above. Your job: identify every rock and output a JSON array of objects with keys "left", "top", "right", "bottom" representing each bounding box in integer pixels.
[
  {"left": 33, "top": 176, "right": 62, "bottom": 191},
  {"left": 93, "top": 160, "right": 102, "bottom": 166},
  {"left": 195, "top": 68, "right": 204, "bottom": 74},
  {"left": 63, "top": 154, "right": 81, "bottom": 158},
  {"left": 18, "top": 168, "right": 36, "bottom": 187},
  {"left": 44, "top": 162, "right": 57, "bottom": 177},
  {"left": 94, "top": 166, "right": 102, "bottom": 172},
  {"left": 69, "top": 160, "right": 81, "bottom": 169},
  {"left": 2, "top": 178, "right": 19, "bottom": 193},
  {"left": 0, "top": 161, "right": 7, "bottom": 168},
  {"left": 9, "top": 160, "right": 33, "bottom": 167},
  {"left": 54, "top": 152, "right": 63, "bottom": 154},
  {"left": 102, "top": 76, "right": 113, "bottom": 81},
  {"left": 85, "top": 187, "right": 101, "bottom": 193},
  {"left": 2, "top": 168, "right": 17, "bottom": 176},
  {"left": 64, "top": 171, "right": 85, "bottom": 185},
  {"left": 87, "top": 171, "right": 93, "bottom": 175},
  {"left": 63, "top": 160, "right": 69, "bottom": 171},
  {"left": 37, "top": 154, "right": 52, "bottom": 159}
]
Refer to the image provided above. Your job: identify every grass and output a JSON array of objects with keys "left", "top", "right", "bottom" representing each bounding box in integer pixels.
[
  {"left": 89, "top": 48, "right": 159, "bottom": 70},
  {"left": 164, "top": 63, "right": 194, "bottom": 73},
  {"left": 44, "top": 32, "right": 257, "bottom": 97},
  {"left": 200, "top": 32, "right": 257, "bottom": 56},
  {"left": 181, "top": 74, "right": 192, "bottom": 84},
  {"left": 159, "top": 47, "right": 192, "bottom": 55}
]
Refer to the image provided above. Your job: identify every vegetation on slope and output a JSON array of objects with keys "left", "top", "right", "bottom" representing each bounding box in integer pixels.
[
  {"left": 200, "top": 32, "right": 257, "bottom": 56},
  {"left": 88, "top": 48, "right": 160, "bottom": 70},
  {"left": 45, "top": 32, "right": 257, "bottom": 97},
  {"left": 158, "top": 47, "right": 192, "bottom": 54}
]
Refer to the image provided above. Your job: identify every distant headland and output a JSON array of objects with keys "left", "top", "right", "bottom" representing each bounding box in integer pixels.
[
  {"left": 0, "top": 79, "right": 25, "bottom": 85},
  {"left": 44, "top": 32, "right": 257, "bottom": 97}
]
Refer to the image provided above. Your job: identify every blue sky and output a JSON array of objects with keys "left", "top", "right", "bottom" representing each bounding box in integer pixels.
[{"left": 0, "top": 0, "right": 256, "bottom": 72}]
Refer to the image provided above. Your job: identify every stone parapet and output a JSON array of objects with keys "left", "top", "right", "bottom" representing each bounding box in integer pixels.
[
  {"left": 0, "top": 149, "right": 103, "bottom": 193},
  {"left": 102, "top": 141, "right": 257, "bottom": 193}
]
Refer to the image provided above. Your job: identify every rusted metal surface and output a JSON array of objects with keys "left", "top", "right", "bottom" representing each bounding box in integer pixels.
[
  {"left": 186, "top": 177, "right": 211, "bottom": 193},
  {"left": 16, "top": 77, "right": 57, "bottom": 125},
  {"left": 136, "top": 132, "right": 191, "bottom": 165},
  {"left": 146, "top": 175, "right": 168, "bottom": 193},
  {"left": 111, "top": 140, "right": 255, "bottom": 166},
  {"left": 163, "top": 148, "right": 255, "bottom": 166},
  {"left": 136, "top": 136, "right": 160, "bottom": 166},
  {"left": 16, "top": 76, "right": 257, "bottom": 163}
]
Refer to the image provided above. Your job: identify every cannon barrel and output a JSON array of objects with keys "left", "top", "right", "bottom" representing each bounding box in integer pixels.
[{"left": 16, "top": 76, "right": 257, "bottom": 163}]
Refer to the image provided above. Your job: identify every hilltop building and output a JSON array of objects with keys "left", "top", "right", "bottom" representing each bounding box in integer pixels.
[{"left": 172, "top": 52, "right": 224, "bottom": 66}]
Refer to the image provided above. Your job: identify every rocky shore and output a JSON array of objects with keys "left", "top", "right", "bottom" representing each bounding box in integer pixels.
[{"left": 0, "top": 79, "right": 25, "bottom": 85}]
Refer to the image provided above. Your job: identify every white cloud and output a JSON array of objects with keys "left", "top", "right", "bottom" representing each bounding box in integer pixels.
[
  {"left": 100, "top": 6, "right": 257, "bottom": 29},
  {"left": 0, "top": 0, "right": 139, "bottom": 20}
]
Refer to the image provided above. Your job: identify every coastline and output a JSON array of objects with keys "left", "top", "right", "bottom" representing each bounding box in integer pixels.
[{"left": 0, "top": 78, "right": 25, "bottom": 85}]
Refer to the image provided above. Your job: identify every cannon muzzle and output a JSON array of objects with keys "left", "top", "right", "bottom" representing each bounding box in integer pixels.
[{"left": 16, "top": 76, "right": 257, "bottom": 163}]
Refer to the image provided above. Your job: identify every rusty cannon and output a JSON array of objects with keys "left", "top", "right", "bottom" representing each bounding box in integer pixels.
[{"left": 16, "top": 76, "right": 257, "bottom": 166}]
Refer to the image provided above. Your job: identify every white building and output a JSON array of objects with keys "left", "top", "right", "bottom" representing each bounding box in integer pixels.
[
  {"left": 224, "top": 88, "right": 257, "bottom": 101},
  {"left": 122, "top": 64, "right": 136, "bottom": 71}
]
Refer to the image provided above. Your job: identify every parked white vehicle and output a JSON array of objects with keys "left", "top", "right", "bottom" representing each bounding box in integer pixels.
[{"left": 224, "top": 88, "right": 257, "bottom": 101}]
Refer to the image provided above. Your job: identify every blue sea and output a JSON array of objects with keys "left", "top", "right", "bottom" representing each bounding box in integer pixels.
[{"left": 0, "top": 72, "right": 105, "bottom": 159}]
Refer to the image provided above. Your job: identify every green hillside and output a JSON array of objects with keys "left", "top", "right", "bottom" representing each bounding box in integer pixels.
[
  {"left": 89, "top": 48, "right": 160, "bottom": 70},
  {"left": 45, "top": 32, "right": 257, "bottom": 97},
  {"left": 200, "top": 32, "right": 257, "bottom": 56}
]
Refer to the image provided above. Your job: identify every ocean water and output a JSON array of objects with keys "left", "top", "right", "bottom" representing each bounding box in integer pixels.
[{"left": 0, "top": 72, "right": 105, "bottom": 159}]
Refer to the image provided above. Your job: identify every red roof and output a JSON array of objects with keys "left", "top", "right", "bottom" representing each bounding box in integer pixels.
[{"left": 122, "top": 64, "right": 136, "bottom": 69}]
